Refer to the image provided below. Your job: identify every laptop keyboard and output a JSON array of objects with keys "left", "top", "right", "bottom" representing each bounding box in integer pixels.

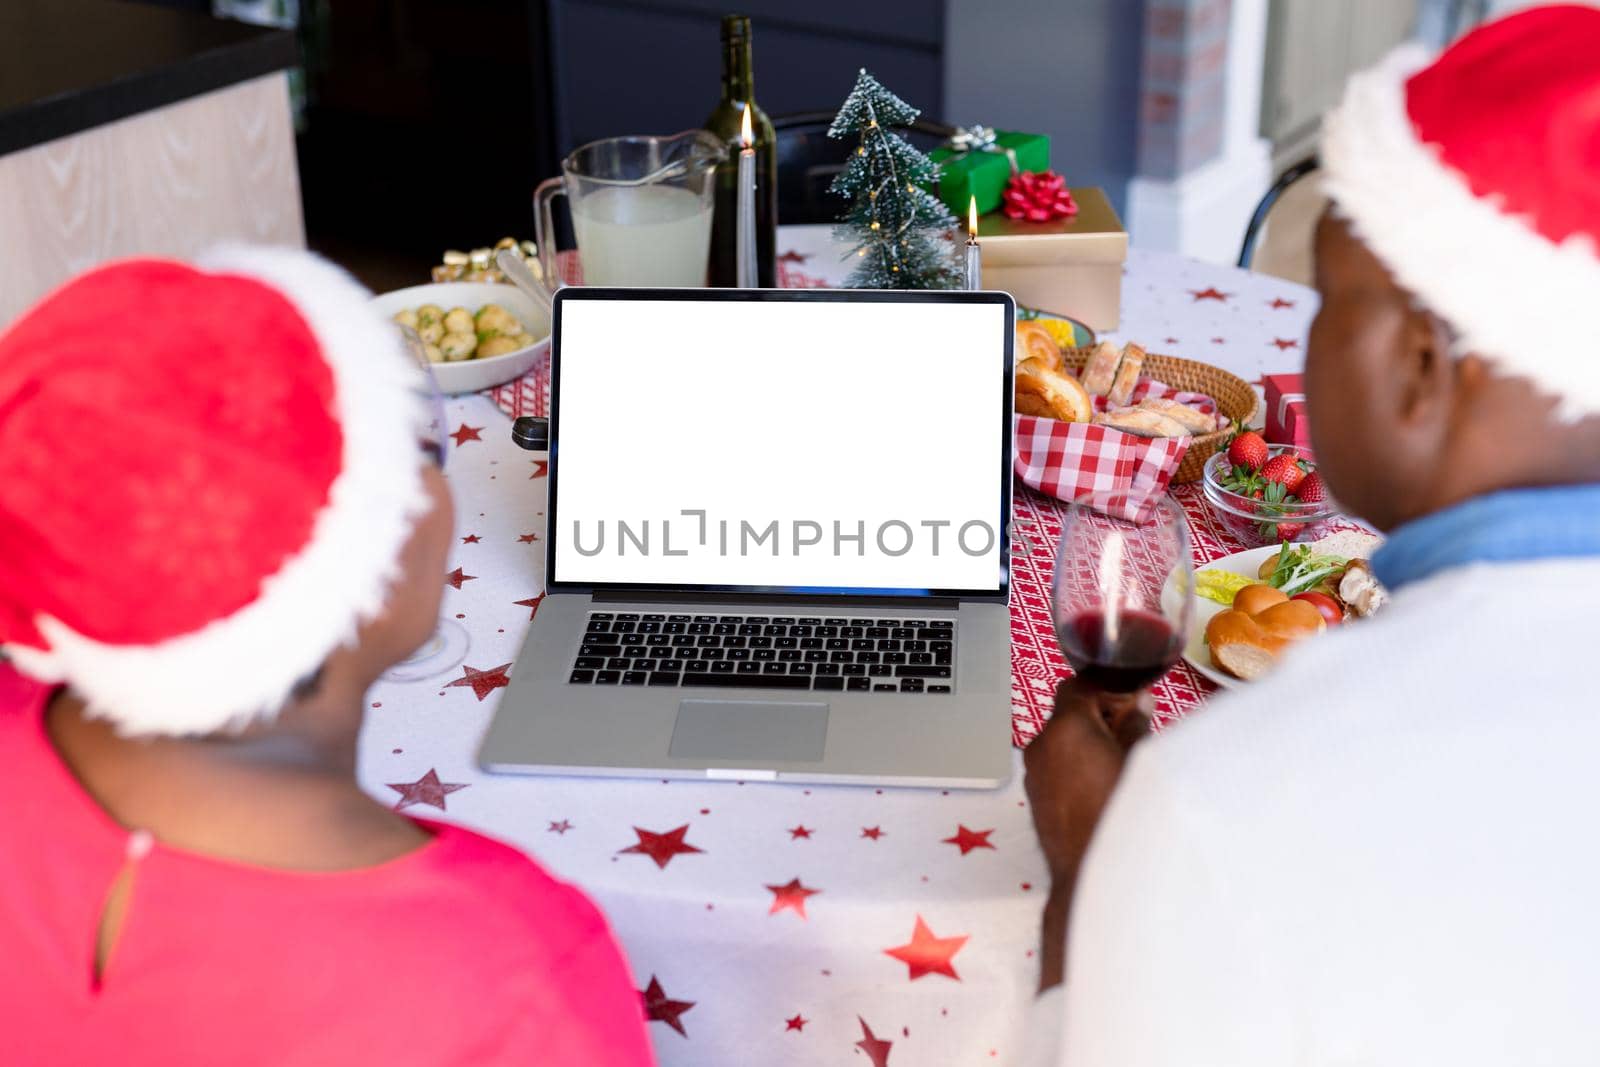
[{"left": 568, "top": 613, "right": 955, "bottom": 694}]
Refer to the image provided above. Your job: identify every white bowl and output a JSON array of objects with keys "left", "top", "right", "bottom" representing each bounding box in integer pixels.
[{"left": 370, "top": 281, "right": 551, "bottom": 395}]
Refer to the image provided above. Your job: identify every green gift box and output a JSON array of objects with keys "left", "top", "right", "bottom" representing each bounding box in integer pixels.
[{"left": 929, "top": 129, "right": 1051, "bottom": 216}]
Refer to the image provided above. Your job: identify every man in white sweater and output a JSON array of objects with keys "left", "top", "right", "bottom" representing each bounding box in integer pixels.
[{"left": 1023, "top": 7, "right": 1600, "bottom": 1064}]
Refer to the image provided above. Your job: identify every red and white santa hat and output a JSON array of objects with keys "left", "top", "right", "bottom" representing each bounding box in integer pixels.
[
  {"left": 0, "top": 247, "right": 432, "bottom": 736},
  {"left": 1322, "top": 3, "right": 1600, "bottom": 421}
]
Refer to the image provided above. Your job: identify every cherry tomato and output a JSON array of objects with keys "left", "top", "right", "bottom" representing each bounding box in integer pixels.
[{"left": 1292, "top": 591, "right": 1342, "bottom": 626}]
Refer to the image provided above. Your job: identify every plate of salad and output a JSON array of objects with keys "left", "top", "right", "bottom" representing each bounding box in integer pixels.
[{"left": 1175, "top": 534, "right": 1383, "bottom": 688}]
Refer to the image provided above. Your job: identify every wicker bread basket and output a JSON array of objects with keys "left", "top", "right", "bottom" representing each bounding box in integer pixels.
[{"left": 1058, "top": 346, "right": 1258, "bottom": 484}]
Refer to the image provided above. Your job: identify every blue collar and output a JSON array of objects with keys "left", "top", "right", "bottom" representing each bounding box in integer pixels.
[{"left": 1371, "top": 484, "right": 1600, "bottom": 591}]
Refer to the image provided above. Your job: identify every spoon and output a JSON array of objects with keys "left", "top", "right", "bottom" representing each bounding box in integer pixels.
[{"left": 497, "top": 248, "right": 556, "bottom": 309}]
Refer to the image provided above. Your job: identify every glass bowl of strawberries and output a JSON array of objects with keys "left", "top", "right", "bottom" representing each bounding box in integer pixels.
[{"left": 1200, "top": 432, "right": 1340, "bottom": 545}]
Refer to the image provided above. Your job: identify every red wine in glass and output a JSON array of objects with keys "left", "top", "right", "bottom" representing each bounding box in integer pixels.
[
  {"left": 1057, "top": 609, "right": 1182, "bottom": 693},
  {"left": 1052, "top": 493, "right": 1193, "bottom": 693}
]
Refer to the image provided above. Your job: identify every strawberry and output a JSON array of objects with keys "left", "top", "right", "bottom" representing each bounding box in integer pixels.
[
  {"left": 1227, "top": 431, "right": 1269, "bottom": 472},
  {"left": 1275, "top": 522, "right": 1306, "bottom": 542},
  {"left": 1295, "top": 470, "right": 1328, "bottom": 505},
  {"left": 1259, "top": 454, "right": 1306, "bottom": 494}
]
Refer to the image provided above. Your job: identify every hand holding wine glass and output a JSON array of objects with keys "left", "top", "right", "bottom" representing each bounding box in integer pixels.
[{"left": 1051, "top": 494, "right": 1193, "bottom": 695}]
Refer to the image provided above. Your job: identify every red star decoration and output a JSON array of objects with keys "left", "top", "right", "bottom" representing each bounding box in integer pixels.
[
  {"left": 620, "top": 825, "right": 704, "bottom": 869},
  {"left": 777, "top": 249, "right": 811, "bottom": 263},
  {"left": 517, "top": 532, "right": 539, "bottom": 543},
  {"left": 766, "top": 877, "right": 822, "bottom": 919},
  {"left": 514, "top": 593, "right": 546, "bottom": 621},
  {"left": 445, "top": 567, "right": 476, "bottom": 589},
  {"left": 1189, "top": 286, "right": 1230, "bottom": 302},
  {"left": 856, "top": 1017, "right": 894, "bottom": 1067},
  {"left": 548, "top": 819, "right": 573, "bottom": 834},
  {"left": 1163, "top": 336, "right": 1180, "bottom": 345},
  {"left": 445, "top": 662, "right": 512, "bottom": 701},
  {"left": 861, "top": 826, "right": 884, "bottom": 840},
  {"left": 1271, "top": 337, "right": 1300, "bottom": 350},
  {"left": 785, "top": 1013, "right": 808, "bottom": 1032},
  {"left": 529, "top": 460, "right": 548, "bottom": 479},
  {"left": 641, "top": 976, "right": 695, "bottom": 1037},
  {"left": 459, "top": 534, "right": 481, "bottom": 544},
  {"left": 942, "top": 825, "right": 996, "bottom": 855},
  {"left": 386, "top": 768, "right": 467, "bottom": 811},
  {"left": 449, "top": 423, "right": 483, "bottom": 446},
  {"left": 1269, "top": 297, "right": 1296, "bottom": 309},
  {"left": 1211, "top": 336, "right": 1226, "bottom": 344},
  {"left": 884, "top": 915, "right": 968, "bottom": 981},
  {"left": 788, "top": 824, "right": 814, "bottom": 840}
]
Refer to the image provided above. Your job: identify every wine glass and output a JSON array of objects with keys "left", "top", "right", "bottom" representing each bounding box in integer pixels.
[
  {"left": 382, "top": 327, "right": 471, "bottom": 682},
  {"left": 1051, "top": 493, "right": 1193, "bottom": 693}
]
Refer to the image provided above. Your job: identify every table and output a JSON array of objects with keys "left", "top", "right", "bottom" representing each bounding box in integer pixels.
[{"left": 359, "top": 231, "right": 1317, "bottom": 1065}]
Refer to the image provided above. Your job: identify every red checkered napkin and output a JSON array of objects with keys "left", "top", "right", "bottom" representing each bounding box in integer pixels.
[{"left": 1013, "top": 378, "right": 1217, "bottom": 521}]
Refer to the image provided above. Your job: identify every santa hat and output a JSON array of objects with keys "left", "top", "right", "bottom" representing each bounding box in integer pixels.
[
  {"left": 0, "top": 247, "right": 432, "bottom": 736},
  {"left": 1321, "top": 3, "right": 1600, "bottom": 421}
]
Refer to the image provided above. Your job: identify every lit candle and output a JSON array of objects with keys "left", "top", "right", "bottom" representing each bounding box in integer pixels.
[
  {"left": 965, "top": 195, "right": 982, "bottom": 291},
  {"left": 736, "top": 105, "right": 758, "bottom": 289}
]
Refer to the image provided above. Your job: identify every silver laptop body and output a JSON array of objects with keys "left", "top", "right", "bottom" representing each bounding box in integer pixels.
[{"left": 479, "top": 287, "right": 1015, "bottom": 789}]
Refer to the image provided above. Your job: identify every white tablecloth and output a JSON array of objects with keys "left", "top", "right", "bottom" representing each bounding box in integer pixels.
[{"left": 359, "top": 232, "right": 1317, "bottom": 1065}]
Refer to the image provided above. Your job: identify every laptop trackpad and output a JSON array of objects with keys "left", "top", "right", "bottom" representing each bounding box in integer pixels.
[{"left": 669, "top": 700, "right": 829, "bottom": 763}]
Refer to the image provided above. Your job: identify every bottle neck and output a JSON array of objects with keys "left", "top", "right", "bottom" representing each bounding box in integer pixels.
[{"left": 721, "top": 34, "right": 754, "bottom": 104}]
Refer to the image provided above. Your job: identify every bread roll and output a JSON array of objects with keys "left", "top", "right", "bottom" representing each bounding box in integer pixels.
[
  {"left": 1015, "top": 321, "right": 1064, "bottom": 373},
  {"left": 1106, "top": 342, "right": 1146, "bottom": 407},
  {"left": 1205, "top": 591, "right": 1325, "bottom": 680},
  {"left": 1015, "top": 360, "right": 1093, "bottom": 423},
  {"left": 1080, "top": 341, "right": 1122, "bottom": 396},
  {"left": 1137, "top": 397, "right": 1217, "bottom": 435},
  {"left": 1092, "top": 406, "right": 1186, "bottom": 438}
]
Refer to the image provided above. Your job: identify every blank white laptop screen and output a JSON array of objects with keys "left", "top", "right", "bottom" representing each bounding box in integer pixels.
[{"left": 551, "top": 295, "right": 1009, "bottom": 595}]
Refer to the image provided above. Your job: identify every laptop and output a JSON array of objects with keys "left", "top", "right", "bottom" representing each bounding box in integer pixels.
[{"left": 478, "top": 286, "right": 1015, "bottom": 789}]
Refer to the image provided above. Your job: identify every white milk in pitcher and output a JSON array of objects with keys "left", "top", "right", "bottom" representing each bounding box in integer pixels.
[{"left": 571, "top": 185, "right": 712, "bottom": 287}]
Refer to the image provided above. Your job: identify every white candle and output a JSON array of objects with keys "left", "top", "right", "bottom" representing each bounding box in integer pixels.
[
  {"left": 736, "top": 105, "right": 758, "bottom": 288},
  {"left": 965, "top": 195, "right": 982, "bottom": 291}
]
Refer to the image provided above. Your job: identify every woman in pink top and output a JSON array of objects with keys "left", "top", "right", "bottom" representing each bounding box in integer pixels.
[{"left": 0, "top": 251, "right": 655, "bottom": 1066}]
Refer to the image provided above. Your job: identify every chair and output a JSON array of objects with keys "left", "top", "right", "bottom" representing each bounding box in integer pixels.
[
  {"left": 1237, "top": 155, "right": 1323, "bottom": 285},
  {"left": 772, "top": 111, "right": 954, "bottom": 225}
]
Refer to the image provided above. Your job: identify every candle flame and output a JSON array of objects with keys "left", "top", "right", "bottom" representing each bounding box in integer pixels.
[
  {"left": 968, "top": 195, "right": 978, "bottom": 237},
  {"left": 740, "top": 105, "right": 753, "bottom": 148}
]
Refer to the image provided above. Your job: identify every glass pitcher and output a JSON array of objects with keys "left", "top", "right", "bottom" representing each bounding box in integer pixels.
[{"left": 535, "top": 130, "right": 724, "bottom": 288}]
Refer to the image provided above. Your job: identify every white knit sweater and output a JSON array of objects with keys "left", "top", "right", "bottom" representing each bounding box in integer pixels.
[{"left": 1025, "top": 556, "right": 1600, "bottom": 1066}]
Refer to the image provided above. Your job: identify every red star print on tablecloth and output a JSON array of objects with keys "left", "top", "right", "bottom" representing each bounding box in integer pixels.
[
  {"left": 449, "top": 423, "right": 483, "bottom": 446},
  {"left": 548, "top": 819, "right": 573, "bottom": 834},
  {"left": 529, "top": 459, "right": 548, "bottom": 479},
  {"left": 856, "top": 1017, "right": 893, "bottom": 1067},
  {"left": 459, "top": 533, "right": 481, "bottom": 544},
  {"left": 620, "top": 825, "right": 704, "bottom": 869},
  {"left": 788, "top": 824, "right": 813, "bottom": 840},
  {"left": 386, "top": 769, "right": 467, "bottom": 812},
  {"left": 514, "top": 594, "right": 546, "bottom": 621},
  {"left": 884, "top": 915, "right": 969, "bottom": 981},
  {"left": 445, "top": 662, "right": 512, "bottom": 701},
  {"left": 1271, "top": 337, "right": 1300, "bottom": 350},
  {"left": 861, "top": 826, "right": 884, "bottom": 840},
  {"left": 445, "top": 567, "right": 476, "bottom": 589},
  {"left": 942, "top": 825, "right": 996, "bottom": 855},
  {"left": 517, "top": 532, "right": 539, "bottom": 543},
  {"left": 766, "top": 877, "right": 821, "bottom": 919},
  {"left": 785, "top": 1013, "right": 808, "bottom": 1032},
  {"left": 1189, "top": 286, "right": 1229, "bottom": 302},
  {"left": 1269, "top": 297, "right": 1296, "bottom": 309},
  {"left": 641, "top": 976, "right": 695, "bottom": 1037}
]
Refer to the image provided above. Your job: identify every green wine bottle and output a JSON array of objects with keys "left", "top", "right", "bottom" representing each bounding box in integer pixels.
[{"left": 705, "top": 14, "right": 777, "bottom": 288}]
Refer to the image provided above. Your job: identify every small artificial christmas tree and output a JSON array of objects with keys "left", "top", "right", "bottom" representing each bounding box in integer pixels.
[{"left": 827, "top": 69, "right": 961, "bottom": 290}]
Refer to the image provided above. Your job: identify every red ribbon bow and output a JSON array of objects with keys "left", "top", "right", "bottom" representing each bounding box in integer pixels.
[{"left": 1001, "top": 170, "right": 1078, "bottom": 222}]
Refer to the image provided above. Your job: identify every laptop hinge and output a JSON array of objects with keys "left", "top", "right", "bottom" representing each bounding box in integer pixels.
[{"left": 588, "top": 590, "right": 964, "bottom": 610}]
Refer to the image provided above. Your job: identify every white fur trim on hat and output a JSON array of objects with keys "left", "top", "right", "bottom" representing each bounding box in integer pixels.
[
  {"left": 1321, "top": 44, "right": 1600, "bottom": 422},
  {"left": 4, "top": 247, "right": 433, "bottom": 737}
]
